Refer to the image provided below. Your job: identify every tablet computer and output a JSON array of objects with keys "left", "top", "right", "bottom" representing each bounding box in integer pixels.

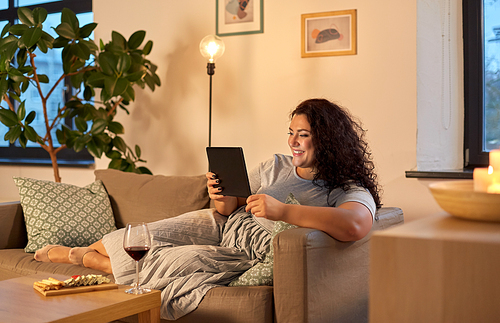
[{"left": 206, "top": 147, "right": 252, "bottom": 198}]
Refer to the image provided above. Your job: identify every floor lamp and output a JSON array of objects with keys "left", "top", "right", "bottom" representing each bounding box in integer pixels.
[{"left": 199, "top": 35, "right": 225, "bottom": 147}]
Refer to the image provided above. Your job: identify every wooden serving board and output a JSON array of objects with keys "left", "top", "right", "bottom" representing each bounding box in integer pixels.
[{"left": 34, "top": 283, "right": 118, "bottom": 296}]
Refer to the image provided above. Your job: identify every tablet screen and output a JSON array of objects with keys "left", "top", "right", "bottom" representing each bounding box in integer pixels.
[{"left": 206, "top": 147, "right": 252, "bottom": 198}]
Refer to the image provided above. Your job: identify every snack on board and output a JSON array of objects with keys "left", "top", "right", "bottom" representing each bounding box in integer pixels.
[
  {"left": 33, "top": 274, "right": 111, "bottom": 292},
  {"left": 63, "top": 274, "right": 111, "bottom": 287},
  {"left": 33, "top": 277, "right": 64, "bottom": 291}
]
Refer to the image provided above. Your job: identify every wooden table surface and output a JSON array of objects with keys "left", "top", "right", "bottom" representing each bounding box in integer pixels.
[{"left": 0, "top": 273, "right": 161, "bottom": 323}]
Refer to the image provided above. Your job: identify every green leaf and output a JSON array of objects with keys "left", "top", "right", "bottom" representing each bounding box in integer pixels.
[
  {"left": 25, "top": 110, "right": 36, "bottom": 124},
  {"left": 128, "top": 30, "right": 146, "bottom": 49},
  {"left": 0, "top": 108, "right": 19, "bottom": 127},
  {"left": 40, "top": 30, "right": 54, "bottom": 42},
  {"left": 90, "top": 118, "right": 107, "bottom": 135},
  {"left": 143, "top": 40, "right": 153, "bottom": 55},
  {"left": 108, "top": 158, "right": 122, "bottom": 170},
  {"left": 56, "top": 128, "right": 66, "bottom": 145},
  {"left": 99, "top": 52, "right": 117, "bottom": 75},
  {"left": 111, "top": 31, "right": 127, "bottom": 49},
  {"left": 19, "top": 26, "right": 43, "bottom": 48},
  {"left": 135, "top": 144, "right": 141, "bottom": 158},
  {"left": 137, "top": 166, "right": 152, "bottom": 175},
  {"left": 61, "top": 8, "right": 79, "bottom": 33},
  {"left": 0, "top": 35, "right": 19, "bottom": 61},
  {"left": 4, "top": 124, "right": 22, "bottom": 143},
  {"left": 86, "top": 72, "right": 106, "bottom": 87},
  {"left": 0, "top": 76, "right": 8, "bottom": 99},
  {"left": 53, "top": 36, "right": 69, "bottom": 48},
  {"left": 113, "top": 136, "right": 127, "bottom": 153},
  {"left": 33, "top": 7, "right": 48, "bottom": 25},
  {"left": 17, "top": 8, "right": 35, "bottom": 26},
  {"left": 18, "top": 132, "right": 27, "bottom": 148},
  {"left": 75, "top": 116, "right": 88, "bottom": 132},
  {"left": 144, "top": 73, "right": 156, "bottom": 91},
  {"left": 106, "top": 150, "right": 122, "bottom": 159},
  {"left": 70, "top": 72, "right": 84, "bottom": 89},
  {"left": 16, "top": 48, "right": 28, "bottom": 67},
  {"left": 24, "top": 124, "right": 39, "bottom": 142},
  {"left": 8, "top": 24, "right": 29, "bottom": 36},
  {"left": 108, "top": 121, "right": 124, "bottom": 134},
  {"left": 80, "top": 22, "right": 97, "bottom": 38},
  {"left": 116, "top": 53, "right": 131, "bottom": 73},
  {"left": 86, "top": 139, "right": 102, "bottom": 158},
  {"left": 83, "top": 86, "right": 93, "bottom": 101},
  {"left": 54, "top": 22, "right": 76, "bottom": 39},
  {"left": 125, "top": 70, "right": 146, "bottom": 82},
  {"left": 80, "top": 39, "right": 98, "bottom": 53},
  {"left": 113, "top": 77, "right": 128, "bottom": 96},
  {"left": 121, "top": 84, "right": 135, "bottom": 102},
  {"left": 104, "top": 76, "right": 117, "bottom": 97},
  {"left": 8, "top": 69, "right": 26, "bottom": 83},
  {"left": 1, "top": 23, "right": 10, "bottom": 37},
  {"left": 17, "top": 101, "right": 25, "bottom": 120},
  {"left": 37, "top": 74, "right": 49, "bottom": 83},
  {"left": 72, "top": 42, "right": 91, "bottom": 60},
  {"left": 37, "top": 38, "right": 48, "bottom": 53}
]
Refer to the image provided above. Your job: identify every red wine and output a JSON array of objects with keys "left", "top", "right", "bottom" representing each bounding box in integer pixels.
[{"left": 124, "top": 246, "right": 150, "bottom": 261}]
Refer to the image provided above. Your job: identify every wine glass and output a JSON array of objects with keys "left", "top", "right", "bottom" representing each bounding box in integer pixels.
[{"left": 123, "top": 222, "right": 152, "bottom": 294}]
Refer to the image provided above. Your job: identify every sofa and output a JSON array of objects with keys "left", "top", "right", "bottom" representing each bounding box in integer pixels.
[{"left": 0, "top": 169, "right": 404, "bottom": 323}]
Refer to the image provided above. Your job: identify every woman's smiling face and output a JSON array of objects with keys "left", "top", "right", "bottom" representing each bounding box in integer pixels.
[{"left": 288, "top": 114, "right": 316, "bottom": 179}]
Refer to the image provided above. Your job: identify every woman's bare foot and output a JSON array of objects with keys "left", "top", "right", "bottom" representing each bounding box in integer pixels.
[
  {"left": 69, "top": 247, "right": 112, "bottom": 274},
  {"left": 34, "top": 245, "right": 72, "bottom": 264},
  {"left": 68, "top": 247, "right": 93, "bottom": 266}
]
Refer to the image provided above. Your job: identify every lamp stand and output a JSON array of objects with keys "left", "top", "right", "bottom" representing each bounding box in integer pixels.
[{"left": 207, "top": 62, "right": 215, "bottom": 147}]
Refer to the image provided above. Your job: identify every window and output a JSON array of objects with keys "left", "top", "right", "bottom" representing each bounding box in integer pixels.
[
  {"left": 464, "top": 0, "right": 500, "bottom": 167},
  {"left": 0, "top": 0, "right": 93, "bottom": 165}
]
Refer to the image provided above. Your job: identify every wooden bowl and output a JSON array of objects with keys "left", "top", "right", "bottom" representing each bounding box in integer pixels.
[{"left": 429, "top": 180, "right": 500, "bottom": 222}]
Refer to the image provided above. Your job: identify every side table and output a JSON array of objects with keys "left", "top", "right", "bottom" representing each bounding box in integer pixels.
[
  {"left": 369, "top": 212, "right": 500, "bottom": 323},
  {"left": 0, "top": 273, "right": 161, "bottom": 323}
]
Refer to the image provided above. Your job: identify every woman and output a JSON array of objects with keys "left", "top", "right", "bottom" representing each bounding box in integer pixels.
[
  {"left": 34, "top": 98, "right": 380, "bottom": 319},
  {"left": 209, "top": 98, "right": 380, "bottom": 241}
]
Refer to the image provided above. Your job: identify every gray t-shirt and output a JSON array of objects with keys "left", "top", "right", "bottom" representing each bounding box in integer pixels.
[{"left": 248, "top": 154, "right": 377, "bottom": 231}]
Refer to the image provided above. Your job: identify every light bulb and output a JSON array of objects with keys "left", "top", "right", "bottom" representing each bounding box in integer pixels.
[{"left": 199, "top": 35, "right": 225, "bottom": 63}]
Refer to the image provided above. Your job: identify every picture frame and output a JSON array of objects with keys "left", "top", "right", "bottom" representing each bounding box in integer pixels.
[
  {"left": 301, "top": 9, "right": 357, "bottom": 58},
  {"left": 216, "top": 0, "right": 264, "bottom": 37}
]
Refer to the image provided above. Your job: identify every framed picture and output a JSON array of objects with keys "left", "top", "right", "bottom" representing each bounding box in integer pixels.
[
  {"left": 301, "top": 9, "right": 357, "bottom": 58},
  {"left": 216, "top": 0, "right": 264, "bottom": 37}
]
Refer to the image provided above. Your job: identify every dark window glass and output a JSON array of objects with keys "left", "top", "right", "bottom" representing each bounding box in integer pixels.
[{"left": 0, "top": 0, "right": 93, "bottom": 165}]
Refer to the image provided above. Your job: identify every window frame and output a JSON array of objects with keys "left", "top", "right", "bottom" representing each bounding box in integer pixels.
[
  {"left": 463, "top": 0, "right": 491, "bottom": 168},
  {"left": 0, "top": 0, "right": 93, "bottom": 166}
]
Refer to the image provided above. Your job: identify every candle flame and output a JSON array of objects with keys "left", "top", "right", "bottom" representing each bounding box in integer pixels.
[{"left": 488, "top": 165, "right": 493, "bottom": 174}]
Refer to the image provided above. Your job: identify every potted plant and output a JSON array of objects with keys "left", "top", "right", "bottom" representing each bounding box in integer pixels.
[{"left": 0, "top": 7, "right": 161, "bottom": 182}]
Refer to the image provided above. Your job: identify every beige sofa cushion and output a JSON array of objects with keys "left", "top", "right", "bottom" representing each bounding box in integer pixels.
[{"left": 94, "top": 169, "right": 210, "bottom": 228}]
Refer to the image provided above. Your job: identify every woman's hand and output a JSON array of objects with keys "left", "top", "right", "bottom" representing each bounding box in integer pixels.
[
  {"left": 206, "top": 172, "right": 226, "bottom": 201},
  {"left": 245, "top": 194, "right": 285, "bottom": 221},
  {"left": 206, "top": 172, "right": 244, "bottom": 215}
]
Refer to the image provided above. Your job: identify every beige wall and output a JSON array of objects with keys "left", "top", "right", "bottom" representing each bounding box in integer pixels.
[{"left": 0, "top": 0, "right": 443, "bottom": 221}]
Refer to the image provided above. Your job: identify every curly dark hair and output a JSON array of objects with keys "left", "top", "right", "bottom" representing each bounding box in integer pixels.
[{"left": 291, "top": 99, "right": 382, "bottom": 208}]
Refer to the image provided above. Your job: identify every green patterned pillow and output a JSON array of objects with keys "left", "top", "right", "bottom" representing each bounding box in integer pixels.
[
  {"left": 229, "top": 193, "right": 299, "bottom": 286},
  {"left": 13, "top": 177, "right": 117, "bottom": 253}
]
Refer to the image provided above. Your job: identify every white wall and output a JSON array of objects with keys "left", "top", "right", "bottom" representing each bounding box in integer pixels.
[
  {"left": 0, "top": 0, "right": 445, "bottom": 221},
  {"left": 417, "top": 0, "right": 463, "bottom": 171}
]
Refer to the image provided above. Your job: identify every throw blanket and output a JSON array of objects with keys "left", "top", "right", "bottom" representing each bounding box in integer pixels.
[{"left": 102, "top": 207, "right": 271, "bottom": 320}]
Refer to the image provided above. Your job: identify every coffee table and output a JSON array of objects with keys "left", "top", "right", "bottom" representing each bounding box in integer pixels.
[{"left": 0, "top": 273, "right": 161, "bottom": 323}]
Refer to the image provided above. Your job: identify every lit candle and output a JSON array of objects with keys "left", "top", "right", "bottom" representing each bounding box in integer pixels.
[
  {"left": 490, "top": 149, "right": 500, "bottom": 172},
  {"left": 487, "top": 182, "right": 500, "bottom": 194},
  {"left": 473, "top": 166, "right": 493, "bottom": 192}
]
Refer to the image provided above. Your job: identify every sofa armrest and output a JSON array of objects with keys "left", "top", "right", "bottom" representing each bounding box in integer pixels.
[
  {"left": 0, "top": 201, "right": 27, "bottom": 250},
  {"left": 273, "top": 207, "right": 404, "bottom": 323}
]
